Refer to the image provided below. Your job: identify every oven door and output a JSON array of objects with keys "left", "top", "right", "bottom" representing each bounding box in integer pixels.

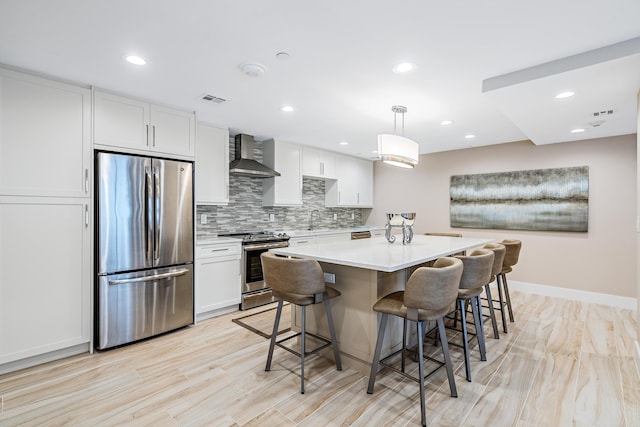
[{"left": 242, "top": 241, "right": 289, "bottom": 294}]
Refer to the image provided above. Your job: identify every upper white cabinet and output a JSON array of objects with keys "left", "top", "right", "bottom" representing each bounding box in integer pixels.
[
  {"left": 325, "top": 155, "right": 373, "bottom": 207},
  {"left": 262, "top": 139, "right": 302, "bottom": 206},
  {"left": 94, "top": 90, "right": 195, "bottom": 158},
  {"left": 195, "top": 123, "right": 229, "bottom": 205},
  {"left": 302, "top": 146, "right": 337, "bottom": 179},
  {"left": 0, "top": 68, "right": 91, "bottom": 198}
]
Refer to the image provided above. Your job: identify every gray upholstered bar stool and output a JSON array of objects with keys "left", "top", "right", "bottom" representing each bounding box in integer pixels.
[
  {"left": 452, "top": 248, "right": 494, "bottom": 382},
  {"left": 481, "top": 243, "right": 506, "bottom": 339},
  {"left": 367, "top": 257, "right": 463, "bottom": 427},
  {"left": 261, "top": 252, "right": 342, "bottom": 394},
  {"left": 495, "top": 239, "right": 522, "bottom": 332}
]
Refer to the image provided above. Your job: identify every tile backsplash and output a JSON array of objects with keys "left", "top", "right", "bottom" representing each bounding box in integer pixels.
[{"left": 196, "top": 139, "right": 364, "bottom": 240}]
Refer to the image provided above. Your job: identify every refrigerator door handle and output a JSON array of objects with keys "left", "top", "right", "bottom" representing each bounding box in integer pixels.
[
  {"left": 153, "top": 165, "right": 161, "bottom": 264},
  {"left": 145, "top": 164, "right": 154, "bottom": 264},
  {"left": 108, "top": 268, "right": 190, "bottom": 285}
]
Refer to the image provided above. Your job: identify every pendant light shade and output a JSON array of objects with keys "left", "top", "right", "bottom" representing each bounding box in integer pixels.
[
  {"left": 377, "top": 134, "right": 419, "bottom": 168},
  {"left": 377, "top": 105, "right": 419, "bottom": 168}
]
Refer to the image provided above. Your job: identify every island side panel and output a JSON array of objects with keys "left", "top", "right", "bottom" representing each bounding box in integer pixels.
[{"left": 291, "top": 262, "right": 407, "bottom": 374}]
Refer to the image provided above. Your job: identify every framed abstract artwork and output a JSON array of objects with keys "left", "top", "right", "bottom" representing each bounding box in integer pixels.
[{"left": 450, "top": 166, "right": 589, "bottom": 232}]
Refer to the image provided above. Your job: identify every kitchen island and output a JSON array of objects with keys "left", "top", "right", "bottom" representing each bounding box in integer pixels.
[{"left": 270, "top": 234, "right": 493, "bottom": 373}]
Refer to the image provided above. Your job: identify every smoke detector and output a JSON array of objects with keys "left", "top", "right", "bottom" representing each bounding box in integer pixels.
[{"left": 239, "top": 62, "right": 267, "bottom": 78}]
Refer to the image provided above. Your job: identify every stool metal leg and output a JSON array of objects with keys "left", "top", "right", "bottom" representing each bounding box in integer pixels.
[
  {"left": 484, "top": 283, "right": 500, "bottom": 339},
  {"left": 300, "top": 305, "right": 306, "bottom": 394},
  {"left": 496, "top": 275, "right": 508, "bottom": 333},
  {"left": 471, "top": 295, "right": 486, "bottom": 362},
  {"left": 416, "top": 320, "right": 427, "bottom": 427},
  {"left": 265, "top": 300, "right": 283, "bottom": 371},
  {"left": 459, "top": 298, "right": 472, "bottom": 382},
  {"left": 324, "top": 299, "right": 342, "bottom": 371},
  {"left": 367, "top": 313, "right": 388, "bottom": 394},
  {"left": 502, "top": 275, "right": 515, "bottom": 322},
  {"left": 437, "top": 317, "right": 457, "bottom": 398}
]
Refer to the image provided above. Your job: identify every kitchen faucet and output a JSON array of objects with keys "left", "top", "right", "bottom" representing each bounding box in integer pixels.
[{"left": 308, "top": 209, "right": 320, "bottom": 230}]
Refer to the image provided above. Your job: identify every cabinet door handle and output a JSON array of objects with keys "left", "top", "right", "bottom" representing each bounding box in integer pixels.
[
  {"left": 209, "top": 248, "right": 229, "bottom": 252},
  {"left": 85, "top": 204, "right": 89, "bottom": 227},
  {"left": 146, "top": 124, "right": 150, "bottom": 146},
  {"left": 84, "top": 169, "right": 89, "bottom": 194},
  {"left": 152, "top": 125, "right": 156, "bottom": 147},
  {"left": 320, "top": 162, "right": 324, "bottom": 176},
  {"left": 357, "top": 193, "right": 360, "bottom": 204}
]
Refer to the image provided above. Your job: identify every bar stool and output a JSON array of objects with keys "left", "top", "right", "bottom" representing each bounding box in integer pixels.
[
  {"left": 367, "top": 257, "right": 463, "bottom": 427},
  {"left": 452, "top": 248, "right": 494, "bottom": 382},
  {"left": 261, "top": 252, "right": 342, "bottom": 394},
  {"left": 481, "top": 243, "right": 506, "bottom": 339},
  {"left": 496, "top": 239, "right": 521, "bottom": 331}
]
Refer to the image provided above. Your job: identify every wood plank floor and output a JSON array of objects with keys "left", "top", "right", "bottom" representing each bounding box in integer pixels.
[{"left": 1, "top": 290, "right": 638, "bottom": 426}]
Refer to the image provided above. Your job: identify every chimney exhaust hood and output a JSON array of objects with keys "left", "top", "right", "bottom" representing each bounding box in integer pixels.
[{"left": 229, "top": 134, "right": 281, "bottom": 178}]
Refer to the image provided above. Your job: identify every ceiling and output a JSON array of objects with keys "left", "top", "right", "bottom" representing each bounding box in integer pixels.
[{"left": 1, "top": 0, "right": 639, "bottom": 159}]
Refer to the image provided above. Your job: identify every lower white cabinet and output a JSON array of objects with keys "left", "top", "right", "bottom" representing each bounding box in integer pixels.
[
  {"left": 0, "top": 197, "right": 91, "bottom": 367},
  {"left": 195, "top": 241, "right": 241, "bottom": 320}
]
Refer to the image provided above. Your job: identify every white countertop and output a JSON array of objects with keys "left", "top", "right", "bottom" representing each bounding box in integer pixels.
[{"left": 270, "top": 235, "right": 493, "bottom": 272}]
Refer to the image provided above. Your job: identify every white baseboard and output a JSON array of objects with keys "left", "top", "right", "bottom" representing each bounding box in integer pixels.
[
  {"left": 0, "top": 343, "right": 90, "bottom": 375},
  {"left": 634, "top": 341, "right": 640, "bottom": 382},
  {"left": 508, "top": 280, "right": 638, "bottom": 310}
]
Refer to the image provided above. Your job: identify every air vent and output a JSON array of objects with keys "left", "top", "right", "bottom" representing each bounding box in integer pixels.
[
  {"left": 592, "top": 109, "right": 614, "bottom": 117},
  {"left": 201, "top": 93, "right": 226, "bottom": 103}
]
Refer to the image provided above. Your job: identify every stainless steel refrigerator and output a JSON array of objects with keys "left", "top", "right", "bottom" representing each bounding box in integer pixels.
[{"left": 96, "top": 152, "right": 194, "bottom": 350}]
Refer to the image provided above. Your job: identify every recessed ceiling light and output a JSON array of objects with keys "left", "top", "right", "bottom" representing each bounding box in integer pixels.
[
  {"left": 440, "top": 120, "right": 453, "bottom": 126},
  {"left": 555, "top": 91, "right": 575, "bottom": 99},
  {"left": 571, "top": 128, "right": 585, "bottom": 134},
  {"left": 464, "top": 134, "right": 476, "bottom": 139},
  {"left": 275, "top": 52, "right": 290, "bottom": 60},
  {"left": 281, "top": 105, "right": 294, "bottom": 112},
  {"left": 125, "top": 55, "right": 146, "bottom": 65},
  {"left": 339, "top": 141, "right": 349, "bottom": 146},
  {"left": 392, "top": 62, "right": 416, "bottom": 73}
]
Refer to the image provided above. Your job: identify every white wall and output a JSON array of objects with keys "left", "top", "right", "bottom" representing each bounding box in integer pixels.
[{"left": 367, "top": 135, "right": 637, "bottom": 298}]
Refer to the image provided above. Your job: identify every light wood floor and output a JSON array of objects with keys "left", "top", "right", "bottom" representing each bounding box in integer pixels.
[{"left": 1, "top": 290, "right": 639, "bottom": 426}]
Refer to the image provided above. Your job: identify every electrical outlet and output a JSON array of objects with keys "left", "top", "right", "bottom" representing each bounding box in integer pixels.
[
  {"left": 324, "top": 272, "right": 336, "bottom": 284},
  {"left": 200, "top": 214, "right": 207, "bottom": 225},
  {"left": 269, "top": 213, "right": 275, "bottom": 222},
  {"left": 351, "top": 213, "right": 355, "bottom": 220},
  {"left": 333, "top": 213, "right": 338, "bottom": 220}
]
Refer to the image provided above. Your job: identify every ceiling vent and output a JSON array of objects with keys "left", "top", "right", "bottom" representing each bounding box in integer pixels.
[
  {"left": 592, "top": 109, "right": 615, "bottom": 117},
  {"left": 201, "top": 93, "right": 226, "bottom": 103}
]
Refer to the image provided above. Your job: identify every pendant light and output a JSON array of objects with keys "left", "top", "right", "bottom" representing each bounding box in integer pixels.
[{"left": 377, "top": 105, "right": 419, "bottom": 168}]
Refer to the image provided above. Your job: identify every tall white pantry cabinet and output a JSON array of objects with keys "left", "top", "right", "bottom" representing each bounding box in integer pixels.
[{"left": 0, "top": 68, "right": 92, "bottom": 372}]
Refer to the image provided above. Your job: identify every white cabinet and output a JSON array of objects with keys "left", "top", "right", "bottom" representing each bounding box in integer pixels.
[
  {"left": 195, "top": 241, "right": 241, "bottom": 320},
  {"left": 289, "top": 236, "right": 316, "bottom": 246},
  {"left": 325, "top": 155, "right": 374, "bottom": 207},
  {"left": 0, "top": 68, "right": 91, "bottom": 198},
  {"left": 302, "top": 146, "right": 337, "bottom": 179},
  {"left": 195, "top": 123, "right": 229, "bottom": 205},
  {"left": 94, "top": 90, "right": 195, "bottom": 158},
  {"left": 0, "top": 197, "right": 91, "bottom": 366},
  {"left": 262, "top": 139, "right": 302, "bottom": 206},
  {"left": 316, "top": 232, "right": 351, "bottom": 244},
  {"left": 0, "top": 68, "right": 92, "bottom": 372}
]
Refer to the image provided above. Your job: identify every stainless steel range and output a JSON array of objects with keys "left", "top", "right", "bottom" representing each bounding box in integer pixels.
[{"left": 218, "top": 231, "right": 290, "bottom": 310}]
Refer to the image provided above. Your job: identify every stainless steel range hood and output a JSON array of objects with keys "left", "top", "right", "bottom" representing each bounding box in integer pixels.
[{"left": 229, "top": 134, "right": 281, "bottom": 178}]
